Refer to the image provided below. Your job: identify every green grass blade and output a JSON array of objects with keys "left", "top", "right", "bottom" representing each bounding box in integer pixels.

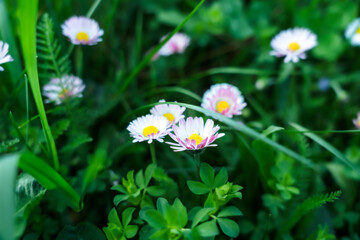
[
  {"left": 119, "top": 0, "right": 205, "bottom": 93},
  {"left": 191, "top": 67, "right": 274, "bottom": 79},
  {"left": 0, "top": 0, "right": 22, "bottom": 85},
  {"left": 86, "top": 0, "right": 102, "bottom": 18},
  {"left": 18, "top": 0, "right": 59, "bottom": 169},
  {"left": 290, "top": 122, "right": 360, "bottom": 174},
  {"left": 18, "top": 152, "right": 81, "bottom": 211},
  {"left": 153, "top": 87, "right": 202, "bottom": 102},
  {"left": 0, "top": 154, "right": 19, "bottom": 240},
  {"left": 122, "top": 102, "right": 317, "bottom": 169}
]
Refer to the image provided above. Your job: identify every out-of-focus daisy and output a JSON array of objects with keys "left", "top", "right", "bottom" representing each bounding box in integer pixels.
[
  {"left": 127, "top": 115, "right": 171, "bottom": 144},
  {"left": 42, "top": 75, "right": 85, "bottom": 105},
  {"left": 201, "top": 83, "right": 247, "bottom": 118},
  {"left": 166, "top": 117, "right": 225, "bottom": 152},
  {"left": 150, "top": 99, "right": 186, "bottom": 124},
  {"left": 345, "top": 18, "right": 360, "bottom": 46},
  {"left": 61, "top": 16, "right": 104, "bottom": 45},
  {"left": 158, "top": 33, "right": 190, "bottom": 56},
  {"left": 0, "top": 41, "right": 14, "bottom": 71},
  {"left": 353, "top": 113, "right": 360, "bottom": 129},
  {"left": 270, "top": 28, "right": 317, "bottom": 63}
]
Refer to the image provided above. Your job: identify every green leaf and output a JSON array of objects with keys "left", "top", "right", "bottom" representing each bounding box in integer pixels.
[
  {"left": 56, "top": 222, "right": 106, "bottom": 240},
  {"left": 0, "top": 154, "right": 19, "bottom": 240},
  {"left": 214, "top": 168, "right": 228, "bottom": 187},
  {"left": 140, "top": 209, "right": 167, "bottom": 229},
  {"left": 114, "top": 194, "right": 130, "bottom": 206},
  {"left": 122, "top": 208, "right": 136, "bottom": 227},
  {"left": 187, "top": 180, "right": 210, "bottom": 195},
  {"left": 108, "top": 208, "right": 121, "bottom": 226},
  {"left": 51, "top": 119, "right": 70, "bottom": 140},
  {"left": 173, "top": 198, "right": 188, "bottom": 228},
  {"left": 125, "top": 225, "right": 138, "bottom": 238},
  {"left": 196, "top": 220, "right": 219, "bottom": 238},
  {"left": 200, "top": 163, "right": 215, "bottom": 188},
  {"left": 217, "top": 218, "right": 240, "bottom": 238},
  {"left": 18, "top": 0, "right": 59, "bottom": 169},
  {"left": 290, "top": 122, "right": 360, "bottom": 174},
  {"left": 262, "top": 125, "right": 284, "bottom": 137},
  {"left": 146, "top": 186, "right": 166, "bottom": 197},
  {"left": 218, "top": 206, "right": 243, "bottom": 218},
  {"left": 135, "top": 170, "right": 145, "bottom": 189},
  {"left": 191, "top": 208, "right": 214, "bottom": 228},
  {"left": 18, "top": 152, "right": 81, "bottom": 211},
  {"left": 145, "top": 163, "right": 156, "bottom": 187}
]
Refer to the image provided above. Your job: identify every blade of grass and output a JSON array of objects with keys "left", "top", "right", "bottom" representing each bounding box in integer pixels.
[
  {"left": 290, "top": 122, "right": 360, "bottom": 174},
  {"left": 18, "top": 0, "right": 59, "bottom": 169},
  {"left": 118, "top": 0, "right": 206, "bottom": 93},
  {"left": 150, "top": 86, "right": 202, "bottom": 102},
  {"left": 18, "top": 152, "right": 81, "bottom": 211},
  {"left": 0, "top": 154, "right": 19, "bottom": 240},
  {"left": 86, "top": 0, "right": 103, "bottom": 18},
  {"left": 122, "top": 102, "right": 317, "bottom": 170}
]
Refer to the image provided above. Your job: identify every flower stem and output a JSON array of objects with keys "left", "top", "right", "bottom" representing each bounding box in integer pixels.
[
  {"left": 194, "top": 153, "right": 201, "bottom": 178},
  {"left": 150, "top": 143, "right": 157, "bottom": 165}
]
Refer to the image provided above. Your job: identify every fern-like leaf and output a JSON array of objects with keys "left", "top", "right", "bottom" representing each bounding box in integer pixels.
[
  {"left": 280, "top": 190, "right": 342, "bottom": 235},
  {"left": 37, "top": 13, "right": 71, "bottom": 80}
]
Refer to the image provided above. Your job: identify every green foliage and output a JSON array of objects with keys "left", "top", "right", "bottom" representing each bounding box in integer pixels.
[
  {"left": 57, "top": 222, "right": 106, "bottom": 240},
  {"left": 0, "top": 138, "right": 20, "bottom": 153},
  {"left": 37, "top": 13, "right": 71, "bottom": 80},
  {"left": 103, "top": 208, "right": 138, "bottom": 240}
]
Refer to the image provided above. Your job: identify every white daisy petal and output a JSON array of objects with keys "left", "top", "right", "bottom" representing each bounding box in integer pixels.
[
  {"left": 270, "top": 27, "right": 317, "bottom": 63},
  {"left": 353, "top": 112, "right": 360, "bottom": 129},
  {"left": 149, "top": 99, "right": 186, "bottom": 124},
  {"left": 201, "top": 83, "right": 247, "bottom": 118},
  {"left": 61, "top": 16, "right": 104, "bottom": 46},
  {"left": 0, "top": 41, "right": 14, "bottom": 71},
  {"left": 345, "top": 18, "right": 360, "bottom": 46},
  {"left": 42, "top": 75, "right": 85, "bottom": 105},
  {"left": 166, "top": 117, "right": 224, "bottom": 152}
]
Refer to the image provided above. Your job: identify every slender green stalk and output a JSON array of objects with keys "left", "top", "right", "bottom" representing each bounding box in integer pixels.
[
  {"left": 149, "top": 143, "right": 157, "bottom": 165},
  {"left": 119, "top": 0, "right": 206, "bottom": 93},
  {"left": 18, "top": 0, "right": 59, "bottom": 169},
  {"left": 86, "top": 0, "right": 102, "bottom": 18},
  {"left": 25, "top": 75, "right": 29, "bottom": 142}
]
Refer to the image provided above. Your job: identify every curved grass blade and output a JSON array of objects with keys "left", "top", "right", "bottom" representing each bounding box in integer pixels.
[
  {"left": 190, "top": 67, "right": 274, "bottom": 80},
  {"left": 18, "top": 0, "right": 59, "bottom": 169},
  {"left": 119, "top": 0, "right": 206, "bottom": 93},
  {"left": 0, "top": 154, "right": 19, "bottom": 240},
  {"left": 121, "top": 102, "right": 317, "bottom": 169},
  {"left": 290, "top": 122, "right": 360, "bottom": 174},
  {"left": 18, "top": 152, "right": 81, "bottom": 211},
  {"left": 151, "top": 87, "right": 202, "bottom": 102}
]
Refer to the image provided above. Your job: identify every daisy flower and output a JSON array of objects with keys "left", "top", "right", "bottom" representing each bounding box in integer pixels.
[
  {"left": 270, "top": 28, "right": 317, "bottom": 63},
  {"left": 127, "top": 115, "right": 171, "bottom": 144},
  {"left": 61, "top": 16, "right": 104, "bottom": 45},
  {"left": 150, "top": 99, "right": 186, "bottom": 124},
  {"left": 201, "top": 83, "right": 247, "bottom": 118},
  {"left": 167, "top": 117, "right": 225, "bottom": 152},
  {"left": 0, "top": 41, "right": 14, "bottom": 71},
  {"left": 345, "top": 18, "right": 360, "bottom": 46},
  {"left": 42, "top": 75, "right": 85, "bottom": 105},
  {"left": 158, "top": 33, "right": 190, "bottom": 56},
  {"left": 353, "top": 112, "right": 360, "bottom": 129}
]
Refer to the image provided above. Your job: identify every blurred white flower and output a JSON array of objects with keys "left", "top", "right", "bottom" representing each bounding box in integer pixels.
[
  {"left": 166, "top": 117, "right": 225, "bottom": 152},
  {"left": 127, "top": 115, "right": 171, "bottom": 144},
  {"left": 202, "top": 83, "right": 247, "bottom": 118},
  {"left": 270, "top": 28, "right": 317, "bottom": 63},
  {"left": 158, "top": 33, "right": 190, "bottom": 56},
  {"left": 345, "top": 18, "right": 360, "bottom": 46},
  {"left": 42, "top": 75, "right": 85, "bottom": 105},
  {"left": 353, "top": 112, "right": 360, "bottom": 129},
  {"left": 150, "top": 99, "right": 186, "bottom": 124},
  {"left": 0, "top": 41, "right": 14, "bottom": 71},
  {"left": 61, "top": 16, "right": 104, "bottom": 45}
]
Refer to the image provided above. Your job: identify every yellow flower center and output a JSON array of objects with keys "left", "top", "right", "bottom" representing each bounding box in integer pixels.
[
  {"left": 288, "top": 42, "right": 300, "bottom": 51},
  {"left": 76, "top": 32, "right": 89, "bottom": 42},
  {"left": 188, "top": 133, "right": 203, "bottom": 145},
  {"left": 216, "top": 100, "right": 230, "bottom": 113},
  {"left": 358, "top": 120, "right": 360, "bottom": 126},
  {"left": 59, "top": 88, "right": 69, "bottom": 99},
  {"left": 163, "top": 113, "right": 175, "bottom": 123},
  {"left": 143, "top": 126, "right": 159, "bottom": 137},
  {"left": 356, "top": 27, "right": 360, "bottom": 34}
]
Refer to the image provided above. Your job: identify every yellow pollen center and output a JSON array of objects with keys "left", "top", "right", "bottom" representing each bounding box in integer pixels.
[
  {"left": 59, "top": 88, "right": 69, "bottom": 99},
  {"left": 163, "top": 113, "right": 175, "bottom": 123},
  {"left": 288, "top": 42, "right": 300, "bottom": 51},
  {"left": 143, "top": 126, "right": 159, "bottom": 137},
  {"left": 356, "top": 27, "right": 360, "bottom": 34},
  {"left": 76, "top": 32, "right": 89, "bottom": 42},
  {"left": 216, "top": 100, "right": 230, "bottom": 113},
  {"left": 188, "top": 133, "right": 203, "bottom": 145}
]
